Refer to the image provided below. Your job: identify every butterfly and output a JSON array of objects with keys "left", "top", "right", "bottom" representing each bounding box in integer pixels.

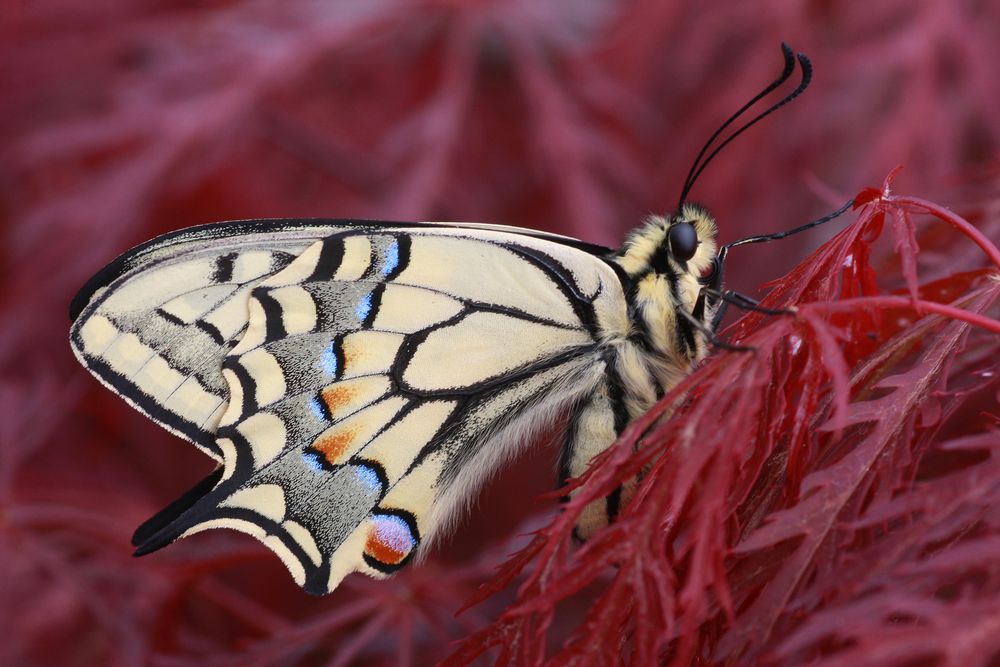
[{"left": 69, "top": 44, "right": 827, "bottom": 594}]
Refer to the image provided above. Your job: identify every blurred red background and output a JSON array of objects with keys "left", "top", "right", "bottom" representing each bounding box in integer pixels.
[{"left": 2, "top": 1, "right": 999, "bottom": 665}]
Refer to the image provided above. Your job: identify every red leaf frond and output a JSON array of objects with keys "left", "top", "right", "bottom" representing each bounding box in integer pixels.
[{"left": 446, "top": 180, "right": 1000, "bottom": 666}]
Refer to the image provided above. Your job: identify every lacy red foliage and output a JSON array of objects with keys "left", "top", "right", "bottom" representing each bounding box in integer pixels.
[
  {"left": 445, "top": 177, "right": 1000, "bottom": 666},
  {"left": 3, "top": 2, "right": 999, "bottom": 667}
]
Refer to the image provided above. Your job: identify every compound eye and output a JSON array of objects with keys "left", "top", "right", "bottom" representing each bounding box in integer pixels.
[{"left": 668, "top": 222, "right": 698, "bottom": 262}]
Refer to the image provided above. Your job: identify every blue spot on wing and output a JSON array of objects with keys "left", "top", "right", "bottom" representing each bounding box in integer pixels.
[
  {"left": 309, "top": 396, "right": 326, "bottom": 421},
  {"left": 354, "top": 464, "right": 384, "bottom": 494},
  {"left": 372, "top": 514, "right": 416, "bottom": 552},
  {"left": 355, "top": 292, "right": 372, "bottom": 322},
  {"left": 382, "top": 240, "right": 399, "bottom": 277},
  {"left": 319, "top": 342, "right": 338, "bottom": 376},
  {"left": 302, "top": 449, "right": 327, "bottom": 472}
]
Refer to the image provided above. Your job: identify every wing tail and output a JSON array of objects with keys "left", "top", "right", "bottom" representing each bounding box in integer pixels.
[{"left": 132, "top": 468, "right": 225, "bottom": 550}]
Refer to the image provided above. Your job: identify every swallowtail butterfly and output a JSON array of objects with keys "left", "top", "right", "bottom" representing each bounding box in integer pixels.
[{"left": 69, "top": 44, "right": 834, "bottom": 594}]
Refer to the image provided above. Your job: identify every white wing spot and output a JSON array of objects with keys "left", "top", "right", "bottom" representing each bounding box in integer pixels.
[
  {"left": 78, "top": 315, "right": 118, "bottom": 355},
  {"left": 102, "top": 332, "right": 156, "bottom": 376},
  {"left": 264, "top": 241, "right": 322, "bottom": 287},
  {"left": 231, "top": 298, "right": 268, "bottom": 354},
  {"left": 238, "top": 348, "right": 287, "bottom": 407},
  {"left": 335, "top": 236, "right": 372, "bottom": 280},
  {"left": 218, "top": 368, "right": 243, "bottom": 427},
  {"left": 232, "top": 251, "right": 277, "bottom": 283},
  {"left": 163, "top": 377, "right": 225, "bottom": 428},
  {"left": 404, "top": 312, "right": 586, "bottom": 390},
  {"left": 220, "top": 484, "right": 287, "bottom": 523},
  {"left": 131, "top": 354, "right": 185, "bottom": 403},
  {"left": 269, "top": 285, "right": 317, "bottom": 335},
  {"left": 217, "top": 438, "right": 237, "bottom": 482},
  {"left": 159, "top": 285, "right": 235, "bottom": 323},
  {"left": 371, "top": 285, "right": 463, "bottom": 333},
  {"left": 202, "top": 284, "right": 255, "bottom": 341},
  {"left": 283, "top": 520, "right": 322, "bottom": 566},
  {"left": 202, "top": 399, "right": 230, "bottom": 431},
  {"left": 236, "top": 412, "right": 287, "bottom": 467}
]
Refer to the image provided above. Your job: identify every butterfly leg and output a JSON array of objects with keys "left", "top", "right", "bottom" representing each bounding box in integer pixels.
[
  {"left": 689, "top": 285, "right": 793, "bottom": 352},
  {"left": 703, "top": 287, "right": 793, "bottom": 330},
  {"left": 680, "top": 307, "right": 756, "bottom": 353}
]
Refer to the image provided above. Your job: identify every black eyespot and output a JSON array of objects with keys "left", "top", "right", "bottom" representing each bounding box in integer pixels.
[{"left": 668, "top": 222, "right": 698, "bottom": 262}]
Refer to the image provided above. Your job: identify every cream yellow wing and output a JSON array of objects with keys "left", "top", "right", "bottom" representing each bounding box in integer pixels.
[{"left": 108, "top": 225, "right": 626, "bottom": 593}]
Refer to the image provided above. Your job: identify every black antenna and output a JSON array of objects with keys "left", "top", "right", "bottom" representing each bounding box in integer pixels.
[
  {"left": 715, "top": 197, "right": 855, "bottom": 268},
  {"left": 703, "top": 199, "right": 854, "bottom": 333},
  {"left": 677, "top": 44, "right": 795, "bottom": 210},
  {"left": 722, "top": 197, "right": 854, "bottom": 251},
  {"left": 677, "top": 44, "right": 812, "bottom": 211}
]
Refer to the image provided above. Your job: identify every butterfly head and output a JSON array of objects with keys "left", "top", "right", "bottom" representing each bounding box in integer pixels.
[
  {"left": 612, "top": 206, "right": 719, "bottom": 361},
  {"left": 615, "top": 204, "right": 718, "bottom": 282}
]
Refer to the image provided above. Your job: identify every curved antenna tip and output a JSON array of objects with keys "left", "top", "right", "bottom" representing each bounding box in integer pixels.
[
  {"left": 677, "top": 45, "right": 813, "bottom": 211},
  {"left": 676, "top": 42, "right": 806, "bottom": 212}
]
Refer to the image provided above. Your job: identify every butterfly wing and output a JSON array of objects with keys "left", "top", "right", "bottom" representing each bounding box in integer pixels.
[
  {"left": 69, "top": 218, "right": 613, "bottom": 459},
  {"left": 71, "top": 220, "right": 625, "bottom": 593},
  {"left": 69, "top": 220, "right": 362, "bottom": 458}
]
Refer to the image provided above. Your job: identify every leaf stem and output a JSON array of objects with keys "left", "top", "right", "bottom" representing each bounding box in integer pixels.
[
  {"left": 807, "top": 296, "right": 1000, "bottom": 336},
  {"left": 884, "top": 195, "right": 1000, "bottom": 271}
]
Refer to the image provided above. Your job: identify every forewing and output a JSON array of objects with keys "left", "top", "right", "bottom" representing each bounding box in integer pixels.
[
  {"left": 131, "top": 228, "right": 625, "bottom": 593},
  {"left": 69, "top": 218, "right": 613, "bottom": 460},
  {"left": 69, "top": 221, "right": 353, "bottom": 458}
]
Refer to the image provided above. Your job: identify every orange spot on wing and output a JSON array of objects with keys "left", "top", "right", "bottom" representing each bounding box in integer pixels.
[
  {"left": 341, "top": 340, "right": 359, "bottom": 369},
  {"left": 365, "top": 528, "right": 407, "bottom": 565},
  {"left": 321, "top": 385, "right": 357, "bottom": 414},
  {"left": 313, "top": 428, "right": 358, "bottom": 464}
]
